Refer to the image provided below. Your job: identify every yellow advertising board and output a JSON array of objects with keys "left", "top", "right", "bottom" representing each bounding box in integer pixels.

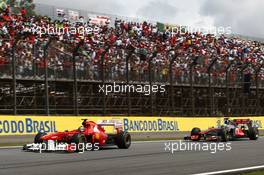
[{"left": 0, "top": 116, "right": 263, "bottom": 135}]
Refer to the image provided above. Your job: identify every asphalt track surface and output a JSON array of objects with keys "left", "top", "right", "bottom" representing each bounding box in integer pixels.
[{"left": 0, "top": 138, "right": 264, "bottom": 175}]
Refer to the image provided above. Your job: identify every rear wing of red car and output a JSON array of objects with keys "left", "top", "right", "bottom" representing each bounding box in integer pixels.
[
  {"left": 233, "top": 119, "right": 251, "bottom": 124},
  {"left": 97, "top": 120, "right": 124, "bottom": 134}
]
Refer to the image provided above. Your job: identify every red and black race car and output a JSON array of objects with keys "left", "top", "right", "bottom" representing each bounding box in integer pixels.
[
  {"left": 184, "top": 118, "right": 259, "bottom": 142},
  {"left": 23, "top": 119, "right": 131, "bottom": 152}
]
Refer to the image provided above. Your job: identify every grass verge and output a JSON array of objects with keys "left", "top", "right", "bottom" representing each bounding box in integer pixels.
[{"left": 0, "top": 142, "right": 28, "bottom": 147}]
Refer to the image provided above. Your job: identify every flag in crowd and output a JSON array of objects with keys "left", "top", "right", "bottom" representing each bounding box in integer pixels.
[
  {"left": 56, "top": 9, "right": 65, "bottom": 17},
  {"left": 68, "top": 10, "right": 79, "bottom": 20},
  {"left": 88, "top": 14, "right": 111, "bottom": 26}
]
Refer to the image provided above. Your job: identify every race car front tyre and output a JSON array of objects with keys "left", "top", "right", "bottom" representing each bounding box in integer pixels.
[
  {"left": 116, "top": 131, "right": 131, "bottom": 149},
  {"left": 22, "top": 144, "right": 29, "bottom": 150},
  {"left": 34, "top": 133, "right": 47, "bottom": 143},
  {"left": 71, "top": 133, "right": 87, "bottom": 152},
  {"left": 227, "top": 129, "right": 236, "bottom": 141},
  {"left": 218, "top": 129, "right": 228, "bottom": 142},
  {"left": 248, "top": 127, "right": 259, "bottom": 140}
]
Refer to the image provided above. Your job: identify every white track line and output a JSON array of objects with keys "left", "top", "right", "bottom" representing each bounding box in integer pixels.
[
  {"left": 192, "top": 165, "right": 264, "bottom": 175},
  {"left": 0, "top": 146, "right": 22, "bottom": 149}
]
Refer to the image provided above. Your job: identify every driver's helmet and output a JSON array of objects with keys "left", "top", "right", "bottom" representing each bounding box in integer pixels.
[
  {"left": 224, "top": 118, "right": 230, "bottom": 125},
  {"left": 79, "top": 126, "right": 85, "bottom": 132}
]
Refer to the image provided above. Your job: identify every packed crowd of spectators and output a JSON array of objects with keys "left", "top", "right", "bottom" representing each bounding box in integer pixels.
[{"left": 1, "top": 6, "right": 264, "bottom": 86}]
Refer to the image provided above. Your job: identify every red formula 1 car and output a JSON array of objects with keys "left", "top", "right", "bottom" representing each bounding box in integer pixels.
[
  {"left": 23, "top": 119, "right": 131, "bottom": 152},
  {"left": 184, "top": 118, "right": 259, "bottom": 142}
]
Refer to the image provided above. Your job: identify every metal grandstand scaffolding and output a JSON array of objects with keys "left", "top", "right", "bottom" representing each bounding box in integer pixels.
[{"left": 1, "top": 37, "right": 264, "bottom": 116}]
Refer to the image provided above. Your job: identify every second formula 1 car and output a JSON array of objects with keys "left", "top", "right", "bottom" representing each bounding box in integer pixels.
[{"left": 184, "top": 118, "right": 259, "bottom": 142}]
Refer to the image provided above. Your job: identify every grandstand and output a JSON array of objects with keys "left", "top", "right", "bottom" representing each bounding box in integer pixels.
[{"left": 0, "top": 3, "right": 264, "bottom": 116}]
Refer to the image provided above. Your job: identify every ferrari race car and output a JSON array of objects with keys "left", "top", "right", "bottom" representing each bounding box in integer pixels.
[
  {"left": 23, "top": 119, "right": 131, "bottom": 152},
  {"left": 184, "top": 118, "right": 259, "bottom": 142}
]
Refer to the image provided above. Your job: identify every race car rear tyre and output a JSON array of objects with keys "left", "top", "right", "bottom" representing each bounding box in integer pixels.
[
  {"left": 34, "top": 133, "right": 47, "bottom": 143},
  {"left": 71, "top": 133, "right": 87, "bottom": 152},
  {"left": 116, "top": 131, "right": 131, "bottom": 149},
  {"left": 248, "top": 127, "right": 258, "bottom": 140}
]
